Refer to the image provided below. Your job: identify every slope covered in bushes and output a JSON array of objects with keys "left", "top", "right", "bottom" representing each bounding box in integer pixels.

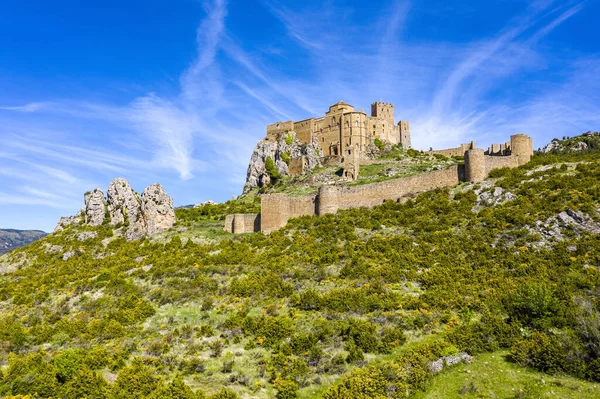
[{"left": 1, "top": 142, "right": 600, "bottom": 398}]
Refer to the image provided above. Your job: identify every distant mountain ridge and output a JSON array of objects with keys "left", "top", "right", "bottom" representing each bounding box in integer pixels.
[{"left": 0, "top": 229, "right": 47, "bottom": 255}]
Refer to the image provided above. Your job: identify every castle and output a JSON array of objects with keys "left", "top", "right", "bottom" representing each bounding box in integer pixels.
[
  {"left": 266, "top": 101, "right": 411, "bottom": 159},
  {"left": 226, "top": 101, "right": 533, "bottom": 235}
]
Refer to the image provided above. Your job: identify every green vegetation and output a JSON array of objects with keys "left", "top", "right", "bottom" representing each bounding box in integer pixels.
[
  {"left": 413, "top": 351, "right": 600, "bottom": 399},
  {"left": 1, "top": 140, "right": 600, "bottom": 398},
  {"left": 266, "top": 156, "right": 282, "bottom": 182}
]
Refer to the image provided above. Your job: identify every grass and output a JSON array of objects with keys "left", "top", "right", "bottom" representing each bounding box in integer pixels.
[{"left": 413, "top": 351, "right": 600, "bottom": 399}]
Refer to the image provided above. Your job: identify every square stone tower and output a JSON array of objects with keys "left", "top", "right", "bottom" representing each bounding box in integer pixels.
[
  {"left": 371, "top": 102, "right": 394, "bottom": 122},
  {"left": 399, "top": 121, "right": 411, "bottom": 148}
]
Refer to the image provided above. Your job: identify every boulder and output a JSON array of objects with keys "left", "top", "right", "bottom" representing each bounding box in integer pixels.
[{"left": 141, "top": 183, "right": 176, "bottom": 236}]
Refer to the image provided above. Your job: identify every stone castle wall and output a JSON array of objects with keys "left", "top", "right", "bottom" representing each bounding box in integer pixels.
[
  {"left": 224, "top": 214, "right": 261, "bottom": 234},
  {"left": 261, "top": 194, "right": 317, "bottom": 233},
  {"left": 429, "top": 142, "right": 474, "bottom": 158},
  {"left": 484, "top": 154, "right": 519, "bottom": 175}
]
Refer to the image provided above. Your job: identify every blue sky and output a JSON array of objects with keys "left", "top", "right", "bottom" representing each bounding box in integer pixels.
[{"left": 1, "top": 0, "right": 599, "bottom": 232}]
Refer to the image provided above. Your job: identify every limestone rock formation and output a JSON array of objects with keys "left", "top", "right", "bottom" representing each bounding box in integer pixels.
[
  {"left": 54, "top": 178, "right": 176, "bottom": 240},
  {"left": 244, "top": 132, "right": 322, "bottom": 192},
  {"left": 84, "top": 189, "right": 108, "bottom": 226},
  {"left": 142, "top": 183, "right": 176, "bottom": 236},
  {"left": 107, "top": 178, "right": 143, "bottom": 227}
]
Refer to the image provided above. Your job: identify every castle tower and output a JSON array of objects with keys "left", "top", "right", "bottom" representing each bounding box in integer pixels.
[
  {"left": 510, "top": 134, "right": 532, "bottom": 166},
  {"left": 317, "top": 185, "right": 341, "bottom": 215},
  {"left": 399, "top": 121, "right": 411, "bottom": 148},
  {"left": 465, "top": 148, "right": 486, "bottom": 183},
  {"left": 371, "top": 102, "right": 394, "bottom": 122},
  {"left": 343, "top": 145, "right": 360, "bottom": 181}
]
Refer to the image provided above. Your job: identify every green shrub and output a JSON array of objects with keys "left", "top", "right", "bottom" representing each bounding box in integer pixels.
[
  {"left": 1, "top": 352, "right": 58, "bottom": 397},
  {"left": 54, "top": 349, "right": 85, "bottom": 383},
  {"left": 60, "top": 366, "right": 109, "bottom": 399},
  {"left": 504, "top": 283, "right": 564, "bottom": 330},
  {"left": 208, "top": 387, "right": 239, "bottom": 399},
  {"left": 281, "top": 152, "right": 291, "bottom": 165},
  {"left": 510, "top": 332, "right": 567, "bottom": 374},
  {"left": 265, "top": 157, "right": 282, "bottom": 180},
  {"left": 111, "top": 358, "right": 162, "bottom": 399}
]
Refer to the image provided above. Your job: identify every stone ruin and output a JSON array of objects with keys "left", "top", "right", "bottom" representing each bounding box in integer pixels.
[{"left": 55, "top": 178, "right": 176, "bottom": 240}]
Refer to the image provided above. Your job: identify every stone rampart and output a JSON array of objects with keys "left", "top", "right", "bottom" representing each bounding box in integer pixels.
[
  {"left": 318, "top": 167, "right": 461, "bottom": 214},
  {"left": 429, "top": 142, "right": 474, "bottom": 158},
  {"left": 223, "top": 214, "right": 261, "bottom": 234},
  {"left": 260, "top": 194, "right": 317, "bottom": 233},
  {"left": 484, "top": 155, "right": 519, "bottom": 175}
]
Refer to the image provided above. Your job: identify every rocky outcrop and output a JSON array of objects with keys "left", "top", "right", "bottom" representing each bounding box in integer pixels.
[
  {"left": 106, "top": 178, "right": 146, "bottom": 240},
  {"left": 54, "top": 178, "right": 176, "bottom": 240},
  {"left": 142, "top": 183, "right": 176, "bottom": 236},
  {"left": 84, "top": 189, "right": 108, "bottom": 226},
  {"left": 472, "top": 184, "right": 516, "bottom": 212},
  {"left": 527, "top": 209, "right": 600, "bottom": 246},
  {"left": 244, "top": 132, "right": 322, "bottom": 192},
  {"left": 107, "top": 178, "right": 143, "bottom": 226},
  {"left": 540, "top": 132, "right": 599, "bottom": 154},
  {"left": 55, "top": 215, "right": 82, "bottom": 231}
]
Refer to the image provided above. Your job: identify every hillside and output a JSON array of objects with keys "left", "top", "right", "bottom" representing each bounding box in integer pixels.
[
  {"left": 0, "top": 229, "right": 47, "bottom": 255},
  {"left": 1, "top": 135, "right": 600, "bottom": 398}
]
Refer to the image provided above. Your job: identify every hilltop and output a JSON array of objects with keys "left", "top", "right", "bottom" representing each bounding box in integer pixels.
[
  {"left": 0, "top": 133, "right": 600, "bottom": 398},
  {"left": 0, "top": 229, "right": 47, "bottom": 255}
]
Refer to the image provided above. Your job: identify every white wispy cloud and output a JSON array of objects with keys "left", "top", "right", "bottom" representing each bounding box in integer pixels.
[{"left": 0, "top": 102, "right": 50, "bottom": 112}]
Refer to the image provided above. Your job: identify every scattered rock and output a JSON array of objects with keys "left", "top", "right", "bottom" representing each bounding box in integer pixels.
[
  {"left": 62, "top": 251, "right": 76, "bottom": 261},
  {"left": 526, "top": 209, "right": 600, "bottom": 246},
  {"left": 77, "top": 231, "right": 98, "bottom": 241},
  {"left": 429, "top": 353, "right": 473, "bottom": 375},
  {"left": 54, "top": 214, "right": 82, "bottom": 231},
  {"left": 472, "top": 184, "right": 516, "bottom": 212}
]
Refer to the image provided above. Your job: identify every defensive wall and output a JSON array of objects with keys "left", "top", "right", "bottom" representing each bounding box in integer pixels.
[
  {"left": 227, "top": 134, "right": 533, "bottom": 234},
  {"left": 429, "top": 142, "right": 475, "bottom": 157},
  {"left": 224, "top": 214, "right": 261, "bottom": 234}
]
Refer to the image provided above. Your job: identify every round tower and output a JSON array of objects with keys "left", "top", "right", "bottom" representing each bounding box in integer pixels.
[
  {"left": 317, "top": 185, "right": 340, "bottom": 215},
  {"left": 511, "top": 134, "right": 531, "bottom": 166},
  {"left": 465, "top": 148, "right": 486, "bottom": 183}
]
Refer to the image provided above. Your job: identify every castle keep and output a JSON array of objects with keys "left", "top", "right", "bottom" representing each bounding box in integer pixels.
[{"left": 266, "top": 101, "right": 411, "bottom": 159}]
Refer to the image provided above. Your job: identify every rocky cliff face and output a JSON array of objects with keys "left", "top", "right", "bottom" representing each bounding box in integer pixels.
[
  {"left": 55, "top": 178, "right": 176, "bottom": 240},
  {"left": 244, "top": 132, "right": 322, "bottom": 192}
]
